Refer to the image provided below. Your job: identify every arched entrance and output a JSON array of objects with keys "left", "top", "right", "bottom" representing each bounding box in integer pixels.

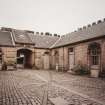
[{"left": 17, "top": 49, "right": 32, "bottom": 68}]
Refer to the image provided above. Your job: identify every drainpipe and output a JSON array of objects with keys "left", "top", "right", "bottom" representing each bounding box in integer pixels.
[
  {"left": 34, "top": 48, "right": 35, "bottom": 68},
  {"left": 63, "top": 47, "right": 64, "bottom": 72}
]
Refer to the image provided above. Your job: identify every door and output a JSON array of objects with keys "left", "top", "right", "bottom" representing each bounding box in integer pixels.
[
  {"left": 69, "top": 52, "right": 75, "bottom": 70},
  {"left": 69, "top": 48, "right": 75, "bottom": 71},
  {"left": 43, "top": 54, "right": 50, "bottom": 70}
]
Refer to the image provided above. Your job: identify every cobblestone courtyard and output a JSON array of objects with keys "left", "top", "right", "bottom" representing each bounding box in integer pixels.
[{"left": 0, "top": 69, "right": 105, "bottom": 105}]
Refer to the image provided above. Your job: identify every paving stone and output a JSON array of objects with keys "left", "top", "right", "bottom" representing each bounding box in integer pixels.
[{"left": 0, "top": 70, "right": 105, "bottom": 105}]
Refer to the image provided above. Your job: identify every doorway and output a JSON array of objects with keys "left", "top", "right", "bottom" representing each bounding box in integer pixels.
[
  {"left": 17, "top": 49, "right": 32, "bottom": 68},
  {"left": 69, "top": 48, "right": 75, "bottom": 71}
]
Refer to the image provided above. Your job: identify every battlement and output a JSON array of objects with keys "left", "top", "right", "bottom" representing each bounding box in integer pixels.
[{"left": 76, "top": 18, "right": 105, "bottom": 32}]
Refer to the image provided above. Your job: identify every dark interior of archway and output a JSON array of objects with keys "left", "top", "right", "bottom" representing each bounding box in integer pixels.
[{"left": 17, "top": 49, "right": 32, "bottom": 68}]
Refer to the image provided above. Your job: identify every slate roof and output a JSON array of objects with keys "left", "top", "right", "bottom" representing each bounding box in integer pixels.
[
  {"left": 29, "top": 34, "right": 59, "bottom": 48},
  {"left": 53, "top": 21, "right": 105, "bottom": 48},
  {"left": 12, "top": 29, "right": 34, "bottom": 44},
  {"left": 1, "top": 20, "right": 105, "bottom": 48},
  {"left": 0, "top": 31, "right": 13, "bottom": 46}
]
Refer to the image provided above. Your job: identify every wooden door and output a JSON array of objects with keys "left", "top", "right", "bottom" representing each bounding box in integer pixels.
[
  {"left": 43, "top": 54, "right": 50, "bottom": 70},
  {"left": 69, "top": 52, "right": 75, "bottom": 70}
]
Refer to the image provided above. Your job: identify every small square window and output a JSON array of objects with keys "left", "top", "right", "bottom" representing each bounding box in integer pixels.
[{"left": 69, "top": 48, "right": 74, "bottom": 52}]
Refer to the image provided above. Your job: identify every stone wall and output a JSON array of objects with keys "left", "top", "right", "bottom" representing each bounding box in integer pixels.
[
  {"left": 1, "top": 47, "right": 50, "bottom": 70},
  {"left": 51, "top": 38, "right": 105, "bottom": 72},
  {"left": 1, "top": 38, "right": 105, "bottom": 72},
  {"left": 2, "top": 47, "right": 16, "bottom": 64}
]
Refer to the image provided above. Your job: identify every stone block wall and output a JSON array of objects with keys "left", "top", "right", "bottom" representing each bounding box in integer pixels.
[
  {"left": 2, "top": 47, "right": 16, "bottom": 64},
  {"left": 51, "top": 38, "right": 105, "bottom": 72}
]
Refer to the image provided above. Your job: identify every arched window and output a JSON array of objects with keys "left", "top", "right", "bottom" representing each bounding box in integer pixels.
[{"left": 88, "top": 42, "right": 101, "bottom": 65}]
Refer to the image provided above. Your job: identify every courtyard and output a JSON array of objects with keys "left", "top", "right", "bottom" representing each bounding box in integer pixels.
[{"left": 0, "top": 69, "right": 105, "bottom": 105}]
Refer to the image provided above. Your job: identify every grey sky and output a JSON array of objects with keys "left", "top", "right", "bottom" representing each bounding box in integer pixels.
[{"left": 0, "top": 0, "right": 105, "bottom": 35}]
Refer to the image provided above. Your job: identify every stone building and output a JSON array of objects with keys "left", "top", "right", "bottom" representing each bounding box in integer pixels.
[{"left": 0, "top": 19, "right": 105, "bottom": 77}]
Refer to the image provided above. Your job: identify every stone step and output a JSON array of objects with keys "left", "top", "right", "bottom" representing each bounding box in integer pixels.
[{"left": 49, "top": 97, "right": 69, "bottom": 105}]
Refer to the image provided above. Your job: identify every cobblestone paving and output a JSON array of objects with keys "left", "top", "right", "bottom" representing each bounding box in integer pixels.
[
  {"left": 34, "top": 70, "right": 105, "bottom": 105},
  {"left": 0, "top": 70, "right": 47, "bottom": 105},
  {"left": 0, "top": 70, "right": 105, "bottom": 105}
]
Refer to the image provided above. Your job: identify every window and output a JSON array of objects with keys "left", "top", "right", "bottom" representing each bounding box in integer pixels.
[
  {"left": 88, "top": 43, "right": 100, "bottom": 65},
  {"left": 69, "top": 48, "right": 74, "bottom": 52},
  {"left": 90, "top": 48, "right": 99, "bottom": 65}
]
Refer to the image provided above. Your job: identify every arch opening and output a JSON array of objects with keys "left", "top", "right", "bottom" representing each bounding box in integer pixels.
[{"left": 17, "top": 49, "right": 32, "bottom": 68}]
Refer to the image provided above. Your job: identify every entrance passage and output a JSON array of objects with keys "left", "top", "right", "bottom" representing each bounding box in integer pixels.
[{"left": 17, "top": 49, "right": 32, "bottom": 68}]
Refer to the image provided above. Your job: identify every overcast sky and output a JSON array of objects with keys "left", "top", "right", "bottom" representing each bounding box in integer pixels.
[{"left": 0, "top": 0, "right": 105, "bottom": 35}]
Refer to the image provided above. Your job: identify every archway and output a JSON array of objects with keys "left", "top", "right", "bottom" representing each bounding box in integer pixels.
[{"left": 17, "top": 49, "right": 32, "bottom": 68}]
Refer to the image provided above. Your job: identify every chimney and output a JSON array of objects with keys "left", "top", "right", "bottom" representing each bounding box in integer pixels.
[
  {"left": 57, "top": 35, "right": 60, "bottom": 37},
  {"left": 49, "top": 34, "right": 52, "bottom": 36},
  {"left": 83, "top": 26, "right": 86, "bottom": 29},
  {"left": 36, "top": 32, "right": 39, "bottom": 35},
  {"left": 87, "top": 24, "right": 91, "bottom": 27},
  {"left": 97, "top": 20, "right": 102, "bottom": 24},
  {"left": 78, "top": 28, "right": 82, "bottom": 30},
  {"left": 92, "top": 22, "right": 96, "bottom": 26},
  {"left": 45, "top": 32, "right": 50, "bottom": 35},
  {"left": 54, "top": 34, "right": 57, "bottom": 36},
  {"left": 41, "top": 32, "right": 44, "bottom": 35}
]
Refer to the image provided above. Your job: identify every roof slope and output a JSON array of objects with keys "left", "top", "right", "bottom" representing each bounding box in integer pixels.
[
  {"left": 53, "top": 21, "right": 105, "bottom": 48},
  {"left": 29, "top": 34, "right": 59, "bottom": 48},
  {"left": 0, "top": 31, "right": 13, "bottom": 46},
  {"left": 13, "top": 29, "right": 34, "bottom": 44}
]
